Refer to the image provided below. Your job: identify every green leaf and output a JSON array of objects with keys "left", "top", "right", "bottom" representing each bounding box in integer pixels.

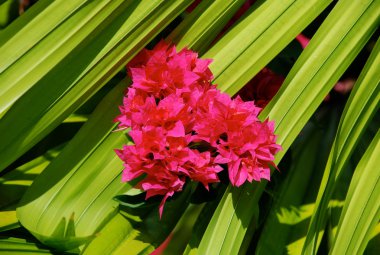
[
  {"left": 0, "top": 0, "right": 128, "bottom": 114},
  {"left": 162, "top": 204, "right": 204, "bottom": 255},
  {"left": 0, "top": 0, "right": 191, "bottom": 172},
  {"left": 81, "top": 213, "right": 150, "bottom": 255},
  {"left": 183, "top": 184, "right": 227, "bottom": 255},
  {"left": 256, "top": 108, "right": 339, "bottom": 254},
  {"left": 83, "top": 183, "right": 194, "bottom": 255},
  {"left": 0, "top": 145, "right": 62, "bottom": 210},
  {"left": 303, "top": 35, "right": 380, "bottom": 254},
  {"left": 0, "top": 0, "right": 89, "bottom": 71},
  {"left": 207, "top": 0, "right": 332, "bottom": 94},
  {"left": 331, "top": 130, "right": 380, "bottom": 254},
  {"left": 265, "top": 0, "right": 379, "bottom": 156},
  {"left": 0, "top": 145, "right": 62, "bottom": 233},
  {"left": 196, "top": 0, "right": 379, "bottom": 253},
  {"left": 365, "top": 223, "right": 380, "bottom": 254},
  {"left": 0, "top": 238, "right": 53, "bottom": 254},
  {"left": 0, "top": 0, "right": 19, "bottom": 29},
  {"left": 0, "top": 210, "right": 19, "bottom": 232},
  {"left": 16, "top": 80, "right": 131, "bottom": 251},
  {"left": 168, "top": 0, "right": 248, "bottom": 54}
]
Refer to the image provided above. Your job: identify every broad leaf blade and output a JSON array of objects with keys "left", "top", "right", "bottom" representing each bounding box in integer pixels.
[
  {"left": 0, "top": 0, "right": 87, "bottom": 71},
  {"left": 0, "top": 145, "right": 62, "bottom": 210},
  {"left": 16, "top": 80, "right": 131, "bottom": 251}
]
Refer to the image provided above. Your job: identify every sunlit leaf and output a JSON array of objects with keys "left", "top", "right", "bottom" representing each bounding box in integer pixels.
[
  {"left": 196, "top": 0, "right": 379, "bottom": 253},
  {"left": 331, "top": 130, "right": 380, "bottom": 254},
  {"left": 0, "top": 237, "right": 53, "bottom": 254},
  {"left": 0, "top": 0, "right": 191, "bottom": 172},
  {"left": 304, "top": 33, "right": 380, "bottom": 254}
]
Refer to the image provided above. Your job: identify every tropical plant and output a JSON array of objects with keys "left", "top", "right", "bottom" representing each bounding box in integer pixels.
[{"left": 0, "top": 0, "right": 379, "bottom": 254}]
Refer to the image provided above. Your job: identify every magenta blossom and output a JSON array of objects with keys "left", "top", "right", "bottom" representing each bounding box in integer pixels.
[{"left": 115, "top": 41, "right": 281, "bottom": 217}]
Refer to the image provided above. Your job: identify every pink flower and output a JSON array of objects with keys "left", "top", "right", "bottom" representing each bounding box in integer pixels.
[
  {"left": 115, "top": 41, "right": 281, "bottom": 217},
  {"left": 141, "top": 172, "right": 186, "bottom": 217},
  {"left": 183, "top": 150, "right": 223, "bottom": 190},
  {"left": 193, "top": 93, "right": 261, "bottom": 146},
  {"left": 193, "top": 93, "right": 280, "bottom": 186},
  {"left": 125, "top": 40, "right": 213, "bottom": 101},
  {"left": 215, "top": 120, "right": 282, "bottom": 186}
]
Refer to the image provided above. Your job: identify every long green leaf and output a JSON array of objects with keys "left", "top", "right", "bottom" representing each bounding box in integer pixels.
[
  {"left": 207, "top": 0, "right": 332, "bottom": 94},
  {"left": 0, "top": 0, "right": 127, "bottom": 114},
  {"left": 0, "top": 238, "right": 53, "bottom": 254},
  {"left": 81, "top": 213, "right": 152, "bottom": 255},
  {"left": 196, "top": 0, "right": 379, "bottom": 253},
  {"left": 0, "top": 210, "right": 18, "bottom": 232},
  {"left": 365, "top": 223, "right": 380, "bottom": 254},
  {"left": 0, "top": 145, "right": 61, "bottom": 210},
  {"left": 0, "top": 145, "right": 62, "bottom": 232},
  {"left": 83, "top": 184, "right": 193, "bottom": 255},
  {"left": 303, "top": 34, "right": 380, "bottom": 254},
  {"left": 256, "top": 107, "right": 339, "bottom": 254},
  {"left": 0, "top": 0, "right": 19, "bottom": 29},
  {"left": 161, "top": 204, "right": 205, "bottom": 255},
  {"left": 16, "top": 79, "right": 132, "bottom": 251},
  {"left": 331, "top": 130, "right": 380, "bottom": 254},
  {"left": 168, "top": 0, "right": 247, "bottom": 54},
  {"left": 0, "top": 0, "right": 86, "bottom": 71},
  {"left": 0, "top": 0, "right": 191, "bottom": 173}
]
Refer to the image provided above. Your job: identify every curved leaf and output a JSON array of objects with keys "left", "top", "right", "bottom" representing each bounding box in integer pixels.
[
  {"left": 331, "top": 130, "right": 380, "bottom": 254},
  {"left": 303, "top": 34, "right": 380, "bottom": 254},
  {"left": 256, "top": 108, "right": 339, "bottom": 254},
  {"left": 16, "top": 80, "right": 131, "bottom": 251},
  {"left": 0, "top": 0, "right": 126, "bottom": 113},
  {"left": 196, "top": 0, "right": 379, "bottom": 254},
  {"left": 0, "top": 0, "right": 191, "bottom": 172},
  {"left": 207, "top": 0, "right": 333, "bottom": 94}
]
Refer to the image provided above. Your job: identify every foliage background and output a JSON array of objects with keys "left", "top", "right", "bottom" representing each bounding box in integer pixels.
[{"left": 0, "top": 0, "right": 379, "bottom": 254}]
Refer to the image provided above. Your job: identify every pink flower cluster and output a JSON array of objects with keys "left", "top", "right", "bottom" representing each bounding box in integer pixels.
[{"left": 115, "top": 41, "right": 281, "bottom": 217}]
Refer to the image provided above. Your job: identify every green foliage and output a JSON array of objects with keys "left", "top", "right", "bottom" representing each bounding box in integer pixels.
[
  {"left": 331, "top": 130, "right": 380, "bottom": 254},
  {"left": 304, "top": 35, "right": 380, "bottom": 254},
  {"left": 0, "top": 0, "right": 191, "bottom": 171},
  {"left": 0, "top": 0, "right": 379, "bottom": 254}
]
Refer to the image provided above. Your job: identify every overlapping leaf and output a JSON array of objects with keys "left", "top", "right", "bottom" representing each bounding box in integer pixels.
[
  {"left": 16, "top": 79, "right": 130, "bottom": 250},
  {"left": 331, "top": 130, "right": 380, "bottom": 254},
  {"left": 303, "top": 35, "right": 380, "bottom": 254},
  {"left": 168, "top": 0, "right": 247, "bottom": 54},
  {"left": 256, "top": 108, "right": 339, "bottom": 254},
  {"left": 0, "top": 238, "right": 53, "bottom": 254},
  {"left": 195, "top": 0, "right": 379, "bottom": 254},
  {"left": 2, "top": 0, "right": 378, "bottom": 254},
  {"left": 0, "top": 0, "right": 191, "bottom": 172}
]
